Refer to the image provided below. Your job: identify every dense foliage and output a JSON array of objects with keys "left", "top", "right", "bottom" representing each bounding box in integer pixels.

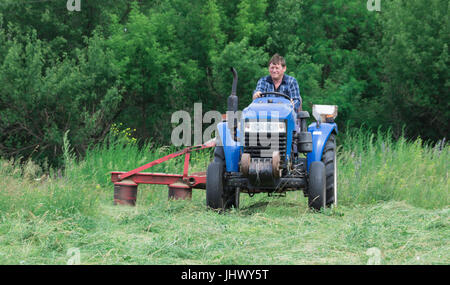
[{"left": 0, "top": 0, "right": 448, "bottom": 165}]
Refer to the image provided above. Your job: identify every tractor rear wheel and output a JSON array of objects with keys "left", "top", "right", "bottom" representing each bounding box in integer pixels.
[
  {"left": 321, "top": 134, "right": 337, "bottom": 207},
  {"left": 308, "top": 161, "right": 326, "bottom": 211}
]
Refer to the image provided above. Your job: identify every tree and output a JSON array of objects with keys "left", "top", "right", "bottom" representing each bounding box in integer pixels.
[
  {"left": 379, "top": 0, "right": 449, "bottom": 139},
  {"left": 235, "top": 0, "right": 269, "bottom": 46},
  {"left": 107, "top": 5, "right": 202, "bottom": 141},
  {"left": 211, "top": 38, "right": 268, "bottom": 110},
  {"left": 267, "top": 0, "right": 382, "bottom": 130},
  {"left": 0, "top": 31, "right": 122, "bottom": 165}
]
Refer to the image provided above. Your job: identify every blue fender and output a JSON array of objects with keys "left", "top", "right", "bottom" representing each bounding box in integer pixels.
[
  {"left": 306, "top": 122, "right": 338, "bottom": 171},
  {"left": 216, "top": 122, "right": 242, "bottom": 172}
]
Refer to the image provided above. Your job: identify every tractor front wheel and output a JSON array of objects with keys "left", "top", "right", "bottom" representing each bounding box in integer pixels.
[
  {"left": 206, "top": 160, "right": 225, "bottom": 209},
  {"left": 322, "top": 134, "right": 337, "bottom": 207},
  {"left": 206, "top": 146, "right": 237, "bottom": 210},
  {"left": 308, "top": 161, "right": 326, "bottom": 211}
]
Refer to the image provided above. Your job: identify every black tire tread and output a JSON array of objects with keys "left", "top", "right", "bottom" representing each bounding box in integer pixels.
[
  {"left": 207, "top": 146, "right": 237, "bottom": 210},
  {"left": 321, "top": 134, "right": 336, "bottom": 206},
  {"left": 206, "top": 161, "right": 224, "bottom": 209},
  {"left": 308, "top": 161, "right": 326, "bottom": 210}
]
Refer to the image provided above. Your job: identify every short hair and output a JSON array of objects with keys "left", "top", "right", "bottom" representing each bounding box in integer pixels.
[{"left": 268, "top": 54, "right": 286, "bottom": 67}]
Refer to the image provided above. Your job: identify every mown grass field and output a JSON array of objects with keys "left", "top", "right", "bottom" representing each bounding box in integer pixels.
[{"left": 0, "top": 129, "right": 448, "bottom": 264}]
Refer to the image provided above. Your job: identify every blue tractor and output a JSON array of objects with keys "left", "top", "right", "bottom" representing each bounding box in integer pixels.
[{"left": 206, "top": 68, "right": 338, "bottom": 211}]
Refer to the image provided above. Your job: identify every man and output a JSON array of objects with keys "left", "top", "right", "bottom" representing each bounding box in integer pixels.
[{"left": 253, "top": 54, "right": 302, "bottom": 112}]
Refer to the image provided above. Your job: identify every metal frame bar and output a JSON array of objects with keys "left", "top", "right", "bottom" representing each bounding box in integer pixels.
[{"left": 111, "top": 140, "right": 215, "bottom": 189}]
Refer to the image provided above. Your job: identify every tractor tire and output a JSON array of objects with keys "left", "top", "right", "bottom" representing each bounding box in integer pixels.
[
  {"left": 321, "top": 133, "right": 337, "bottom": 207},
  {"left": 206, "top": 160, "right": 225, "bottom": 209},
  {"left": 206, "top": 146, "right": 237, "bottom": 210},
  {"left": 213, "top": 145, "right": 225, "bottom": 163},
  {"left": 308, "top": 161, "right": 326, "bottom": 211}
]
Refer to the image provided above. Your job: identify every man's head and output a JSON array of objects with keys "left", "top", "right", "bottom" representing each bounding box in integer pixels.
[{"left": 268, "top": 54, "right": 286, "bottom": 81}]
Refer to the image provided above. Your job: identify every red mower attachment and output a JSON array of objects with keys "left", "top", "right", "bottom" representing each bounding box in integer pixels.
[{"left": 111, "top": 140, "right": 216, "bottom": 206}]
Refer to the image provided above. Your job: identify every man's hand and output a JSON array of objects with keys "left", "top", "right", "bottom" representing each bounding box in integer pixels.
[{"left": 253, "top": 91, "right": 262, "bottom": 100}]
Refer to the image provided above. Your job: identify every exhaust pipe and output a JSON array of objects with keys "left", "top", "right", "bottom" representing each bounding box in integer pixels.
[
  {"left": 228, "top": 67, "right": 238, "bottom": 112},
  {"left": 227, "top": 67, "right": 239, "bottom": 140}
]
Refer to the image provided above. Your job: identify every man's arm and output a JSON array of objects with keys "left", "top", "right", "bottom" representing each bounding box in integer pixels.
[
  {"left": 253, "top": 77, "right": 266, "bottom": 100},
  {"left": 289, "top": 77, "right": 302, "bottom": 112}
]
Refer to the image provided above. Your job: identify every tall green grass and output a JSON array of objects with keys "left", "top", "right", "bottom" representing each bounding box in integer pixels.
[
  {"left": 0, "top": 128, "right": 448, "bottom": 264},
  {"left": 0, "top": 158, "right": 98, "bottom": 218},
  {"left": 0, "top": 131, "right": 212, "bottom": 216},
  {"left": 1, "top": 128, "right": 447, "bottom": 215},
  {"left": 71, "top": 127, "right": 448, "bottom": 209},
  {"left": 338, "top": 128, "right": 449, "bottom": 209}
]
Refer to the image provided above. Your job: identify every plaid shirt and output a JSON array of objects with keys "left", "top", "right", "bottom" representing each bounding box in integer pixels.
[{"left": 253, "top": 74, "right": 302, "bottom": 112}]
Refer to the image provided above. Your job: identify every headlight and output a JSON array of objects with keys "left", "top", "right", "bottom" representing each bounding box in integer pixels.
[{"left": 244, "top": 121, "right": 286, "bottom": 133}]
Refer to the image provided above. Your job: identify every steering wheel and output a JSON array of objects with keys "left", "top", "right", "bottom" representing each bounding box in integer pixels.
[{"left": 259, "top": 91, "right": 291, "bottom": 101}]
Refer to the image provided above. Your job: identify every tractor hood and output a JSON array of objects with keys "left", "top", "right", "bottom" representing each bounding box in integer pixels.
[{"left": 241, "top": 98, "right": 296, "bottom": 121}]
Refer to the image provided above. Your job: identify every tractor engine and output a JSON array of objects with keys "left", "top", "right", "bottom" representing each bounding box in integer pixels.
[
  {"left": 237, "top": 94, "right": 312, "bottom": 189},
  {"left": 241, "top": 121, "right": 287, "bottom": 186}
]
